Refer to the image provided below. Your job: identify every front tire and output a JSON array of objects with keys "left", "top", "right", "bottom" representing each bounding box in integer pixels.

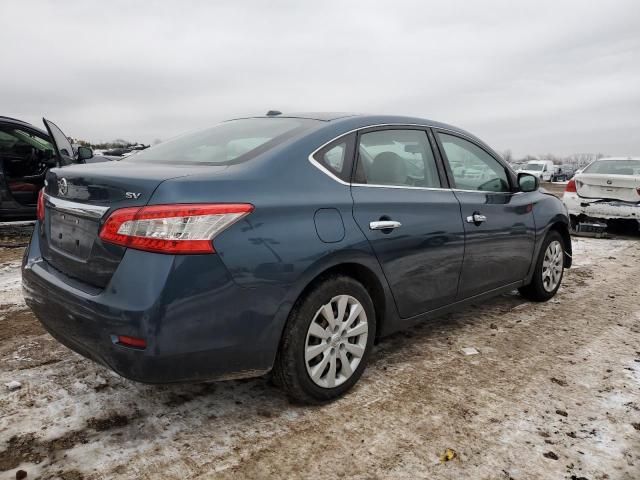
[
  {"left": 273, "top": 276, "right": 376, "bottom": 404},
  {"left": 519, "top": 230, "right": 565, "bottom": 302}
]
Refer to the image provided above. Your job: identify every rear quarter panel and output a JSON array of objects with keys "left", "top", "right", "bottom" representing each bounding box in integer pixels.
[{"left": 148, "top": 134, "right": 398, "bottom": 362}]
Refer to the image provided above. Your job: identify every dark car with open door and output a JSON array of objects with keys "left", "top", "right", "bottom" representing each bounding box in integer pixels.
[{"left": 0, "top": 116, "right": 110, "bottom": 220}]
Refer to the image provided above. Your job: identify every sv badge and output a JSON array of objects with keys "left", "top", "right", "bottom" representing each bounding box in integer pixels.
[{"left": 125, "top": 192, "right": 142, "bottom": 199}]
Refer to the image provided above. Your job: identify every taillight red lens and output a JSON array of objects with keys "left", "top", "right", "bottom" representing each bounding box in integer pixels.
[
  {"left": 564, "top": 179, "right": 577, "bottom": 193},
  {"left": 116, "top": 335, "right": 147, "bottom": 349},
  {"left": 99, "top": 203, "right": 254, "bottom": 254},
  {"left": 37, "top": 189, "right": 45, "bottom": 221}
]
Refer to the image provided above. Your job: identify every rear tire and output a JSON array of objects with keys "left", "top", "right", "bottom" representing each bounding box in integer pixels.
[
  {"left": 519, "top": 230, "right": 565, "bottom": 302},
  {"left": 273, "top": 275, "right": 376, "bottom": 404}
]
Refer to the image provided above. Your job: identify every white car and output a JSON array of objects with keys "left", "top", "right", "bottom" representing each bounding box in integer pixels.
[
  {"left": 563, "top": 157, "right": 640, "bottom": 228},
  {"left": 518, "top": 160, "right": 555, "bottom": 182}
]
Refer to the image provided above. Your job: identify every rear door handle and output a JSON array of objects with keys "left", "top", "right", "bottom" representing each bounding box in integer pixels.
[
  {"left": 369, "top": 220, "right": 402, "bottom": 230},
  {"left": 466, "top": 214, "right": 487, "bottom": 224}
]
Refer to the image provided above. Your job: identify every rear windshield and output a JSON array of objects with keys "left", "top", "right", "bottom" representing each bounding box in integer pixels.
[
  {"left": 126, "top": 117, "right": 319, "bottom": 165},
  {"left": 583, "top": 159, "right": 640, "bottom": 176}
]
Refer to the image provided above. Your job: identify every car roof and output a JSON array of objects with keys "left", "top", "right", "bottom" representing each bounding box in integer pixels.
[
  {"left": 230, "top": 112, "right": 358, "bottom": 122},
  {"left": 235, "top": 112, "right": 487, "bottom": 146},
  {"left": 0, "top": 116, "right": 36, "bottom": 127},
  {"left": 0, "top": 116, "right": 47, "bottom": 135},
  {"left": 245, "top": 112, "right": 467, "bottom": 129},
  {"left": 273, "top": 112, "right": 358, "bottom": 121}
]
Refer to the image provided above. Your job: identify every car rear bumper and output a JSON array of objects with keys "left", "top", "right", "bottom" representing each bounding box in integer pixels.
[
  {"left": 563, "top": 193, "right": 640, "bottom": 221},
  {"left": 22, "top": 226, "right": 286, "bottom": 383}
]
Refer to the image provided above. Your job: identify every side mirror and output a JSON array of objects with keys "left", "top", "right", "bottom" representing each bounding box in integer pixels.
[
  {"left": 518, "top": 172, "right": 539, "bottom": 192},
  {"left": 77, "top": 146, "right": 94, "bottom": 161}
]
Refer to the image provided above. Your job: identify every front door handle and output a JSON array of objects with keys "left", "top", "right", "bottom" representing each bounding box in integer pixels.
[
  {"left": 466, "top": 213, "right": 487, "bottom": 224},
  {"left": 369, "top": 220, "right": 402, "bottom": 230}
]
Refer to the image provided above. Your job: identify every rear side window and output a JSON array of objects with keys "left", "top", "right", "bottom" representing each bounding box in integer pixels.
[
  {"left": 128, "top": 117, "right": 319, "bottom": 165},
  {"left": 438, "top": 133, "right": 510, "bottom": 192},
  {"left": 355, "top": 129, "right": 441, "bottom": 188},
  {"left": 312, "top": 133, "right": 355, "bottom": 182}
]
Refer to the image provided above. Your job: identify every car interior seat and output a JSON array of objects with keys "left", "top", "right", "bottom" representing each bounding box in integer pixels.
[{"left": 370, "top": 152, "right": 407, "bottom": 185}]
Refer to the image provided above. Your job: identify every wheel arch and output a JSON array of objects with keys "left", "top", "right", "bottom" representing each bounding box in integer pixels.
[
  {"left": 274, "top": 255, "right": 396, "bottom": 359},
  {"left": 298, "top": 262, "right": 388, "bottom": 340},
  {"left": 548, "top": 220, "right": 572, "bottom": 268}
]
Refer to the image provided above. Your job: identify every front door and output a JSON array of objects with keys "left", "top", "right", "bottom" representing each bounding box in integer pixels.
[
  {"left": 0, "top": 125, "right": 51, "bottom": 207},
  {"left": 434, "top": 131, "right": 535, "bottom": 298},
  {"left": 351, "top": 127, "right": 465, "bottom": 319},
  {"left": 43, "top": 118, "right": 76, "bottom": 166}
]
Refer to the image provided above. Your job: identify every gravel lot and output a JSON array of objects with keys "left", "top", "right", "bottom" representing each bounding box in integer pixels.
[{"left": 1, "top": 229, "right": 639, "bottom": 480}]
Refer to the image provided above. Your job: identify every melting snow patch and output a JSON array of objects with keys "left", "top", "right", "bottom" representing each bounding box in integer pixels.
[
  {"left": 0, "top": 261, "right": 24, "bottom": 306},
  {"left": 5, "top": 380, "right": 22, "bottom": 391},
  {"left": 460, "top": 347, "right": 479, "bottom": 356}
]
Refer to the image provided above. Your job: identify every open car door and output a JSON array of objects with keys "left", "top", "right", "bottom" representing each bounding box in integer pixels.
[{"left": 43, "top": 118, "right": 76, "bottom": 166}]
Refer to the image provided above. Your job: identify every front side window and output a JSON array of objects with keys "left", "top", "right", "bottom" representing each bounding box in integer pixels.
[
  {"left": 355, "top": 129, "right": 441, "bottom": 188},
  {"left": 438, "top": 133, "right": 510, "bottom": 192},
  {"left": 128, "top": 117, "right": 319, "bottom": 165}
]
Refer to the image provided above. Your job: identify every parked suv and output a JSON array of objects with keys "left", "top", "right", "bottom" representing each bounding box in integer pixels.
[
  {"left": 0, "top": 116, "right": 109, "bottom": 219},
  {"left": 22, "top": 113, "right": 572, "bottom": 403}
]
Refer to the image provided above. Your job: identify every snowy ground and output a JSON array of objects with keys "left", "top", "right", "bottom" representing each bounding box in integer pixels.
[{"left": 1, "top": 236, "right": 639, "bottom": 480}]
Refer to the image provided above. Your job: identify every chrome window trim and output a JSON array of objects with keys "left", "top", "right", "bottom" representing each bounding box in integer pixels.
[
  {"left": 351, "top": 183, "right": 448, "bottom": 192},
  {"left": 451, "top": 188, "right": 519, "bottom": 195},
  {"left": 308, "top": 156, "right": 350, "bottom": 186},
  {"left": 351, "top": 184, "right": 519, "bottom": 194},
  {"left": 44, "top": 194, "right": 110, "bottom": 219},
  {"left": 307, "top": 123, "right": 497, "bottom": 191}
]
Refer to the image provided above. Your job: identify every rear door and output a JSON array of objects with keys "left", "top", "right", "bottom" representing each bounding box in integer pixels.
[
  {"left": 351, "top": 127, "right": 465, "bottom": 318},
  {"left": 434, "top": 130, "right": 535, "bottom": 299}
]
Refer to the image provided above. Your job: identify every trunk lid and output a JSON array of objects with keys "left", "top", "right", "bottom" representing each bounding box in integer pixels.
[
  {"left": 40, "top": 162, "right": 218, "bottom": 288},
  {"left": 575, "top": 173, "right": 640, "bottom": 202}
]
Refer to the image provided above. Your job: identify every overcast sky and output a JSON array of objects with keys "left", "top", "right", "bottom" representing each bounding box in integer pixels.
[{"left": 1, "top": 0, "right": 639, "bottom": 157}]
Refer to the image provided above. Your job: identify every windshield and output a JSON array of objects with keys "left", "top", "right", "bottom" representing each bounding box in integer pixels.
[
  {"left": 583, "top": 159, "right": 640, "bottom": 176},
  {"left": 127, "top": 118, "right": 319, "bottom": 165},
  {"left": 524, "top": 163, "right": 544, "bottom": 171}
]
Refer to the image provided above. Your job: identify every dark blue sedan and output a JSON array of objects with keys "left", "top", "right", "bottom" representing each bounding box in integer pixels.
[{"left": 22, "top": 112, "right": 572, "bottom": 403}]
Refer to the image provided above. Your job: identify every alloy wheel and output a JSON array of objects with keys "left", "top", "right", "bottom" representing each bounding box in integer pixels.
[{"left": 542, "top": 240, "right": 563, "bottom": 292}]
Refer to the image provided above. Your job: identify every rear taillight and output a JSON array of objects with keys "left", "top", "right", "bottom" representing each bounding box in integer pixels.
[
  {"left": 37, "top": 189, "right": 45, "bottom": 221},
  {"left": 636, "top": 187, "right": 640, "bottom": 196},
  {"left": 99, "top": 203, "right": 254, "bottom": 254},
  {"left": 564, "top": 179, "right": 577, "bottom": 193},
  {"left": 115, "top": 335, "right": 147, "bottom": 349}
]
